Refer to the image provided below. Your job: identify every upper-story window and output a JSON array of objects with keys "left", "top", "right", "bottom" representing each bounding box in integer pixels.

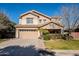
[
  {"left": 39, "top": 19, "right": 42, "bottom": 23},
  {"left": 44, "top": 19, "right": 46, "bottom": 23},
  {"left": 39, "top": 19, "right": 46, "bottom": 23},
  {"left": 26, "top": 18, "right": 33, "bottom": 24}
]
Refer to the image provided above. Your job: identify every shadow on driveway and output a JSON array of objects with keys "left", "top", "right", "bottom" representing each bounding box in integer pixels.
[{"left": 0, "top": 45, "right": 56, "bottom": 56}]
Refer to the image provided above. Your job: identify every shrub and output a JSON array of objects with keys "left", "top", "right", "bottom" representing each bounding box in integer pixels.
[
  {"left": 42, "top": 30, "right": 49, "bottom": 35},
  {"left": 43, "top": 30, "right": 51, "bottom": 40},
  {"left": 43, "top": 34, "right": 51, "bottom": 40},
  {"left": 50, "top": 34, "right": 62, "bottom": 39},
  {"left": 61, "top": 33, "right": 73, "bottom": 40},
  {"left": 39, "top": 29, "right": 51, "bottom": 40}
]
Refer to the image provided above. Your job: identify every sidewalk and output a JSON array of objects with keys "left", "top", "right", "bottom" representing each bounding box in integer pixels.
[{"left": 51, "top": 50, "right": 79, "bottom": 56}]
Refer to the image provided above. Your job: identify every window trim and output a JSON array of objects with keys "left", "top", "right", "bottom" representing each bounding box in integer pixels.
[
  {"left": 39, "top": 19, "right": 42, "bottom": 23},
  {"left": 26, "top": 18, "right": 33, "bottom": 24},
  {"left": 43, "top": 19, "right": 46, "bottom": 23}
]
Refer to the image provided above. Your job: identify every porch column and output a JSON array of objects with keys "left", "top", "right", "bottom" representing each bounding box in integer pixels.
[
  {"left": 38, "top": 30, "right": 41, "bottom": 39},
  {"left": 61, "top": 28, "right": 64, "bottom": 34},
  {"left": 16, "top": 28, "right": 19, "bottom": 38}
]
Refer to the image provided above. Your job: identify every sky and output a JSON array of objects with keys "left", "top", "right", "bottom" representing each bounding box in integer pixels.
[{"left": 0, "top": 3, "right": 79, "bottom": 24}]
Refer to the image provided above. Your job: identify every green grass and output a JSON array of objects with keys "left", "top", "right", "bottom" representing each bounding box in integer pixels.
[{"left": 44, "top": 39, "right": 79, "bottom": 50}]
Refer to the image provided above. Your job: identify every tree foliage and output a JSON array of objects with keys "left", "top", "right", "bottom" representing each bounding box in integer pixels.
[{"left": 0, "top": 12, "right": 16, "bottom": 38}]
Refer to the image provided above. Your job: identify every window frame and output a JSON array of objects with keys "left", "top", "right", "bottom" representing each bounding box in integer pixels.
[
  {"left": 26, "top": 18, "right": 33, "bottom": 24},
  {"left": 43, "top": 19, "right": 46, "bottom": 23},
  {"left": 39, "top": 19, "right": 42, "bottom": 23}
]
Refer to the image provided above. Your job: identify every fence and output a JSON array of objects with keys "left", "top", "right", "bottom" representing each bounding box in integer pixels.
[{"left": 71, "top": 32, "right": 79, "bottom": 39}]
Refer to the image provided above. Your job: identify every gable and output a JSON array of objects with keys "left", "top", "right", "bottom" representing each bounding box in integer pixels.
[
  {"left": 19, "top": 13, "right": 39, "bottom": 25},
  {"left": 20, "top": 10, "right": 51, "bottom": 21},
  {"left": 40, "top": 23, "right": 63, "bottom": 29},
  {"left": 19, "top": 10, "right": 52, "bottom": 25},
  {"left": 39, "top": 21, "right": 64, "bottom": 29},
  {"left": 20, "top": 13, "right": 39, "bottom": 19}
]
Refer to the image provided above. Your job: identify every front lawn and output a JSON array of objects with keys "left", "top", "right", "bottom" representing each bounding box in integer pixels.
[{"left": 44, "top": 39, "right": 79, "bottom": 50}]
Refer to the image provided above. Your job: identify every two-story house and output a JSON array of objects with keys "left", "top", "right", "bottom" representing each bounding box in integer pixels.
[{"left": 15, "top": 10, "right": 63, "bottom": 39}]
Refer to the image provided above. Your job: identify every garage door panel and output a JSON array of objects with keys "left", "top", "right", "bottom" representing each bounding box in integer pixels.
[{"left": 19, "top": 29, "right": 38, "bottom": 39}]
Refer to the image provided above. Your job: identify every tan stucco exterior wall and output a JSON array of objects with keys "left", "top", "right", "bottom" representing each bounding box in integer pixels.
[{"left": 19, "top": 13, "right": 51, "bottom": 25}]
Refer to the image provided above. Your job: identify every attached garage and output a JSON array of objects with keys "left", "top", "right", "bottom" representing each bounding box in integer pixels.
[
  {"left": 19, "top": 29, "right": 38, "bottom": 39},
  {"left": 15, "top": 25, "right": 41, "bottom": 39}
]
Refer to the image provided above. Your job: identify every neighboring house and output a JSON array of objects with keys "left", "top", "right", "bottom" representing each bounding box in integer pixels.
[{"left": 15, "top": 10, "right": 63, "bottom": 39}]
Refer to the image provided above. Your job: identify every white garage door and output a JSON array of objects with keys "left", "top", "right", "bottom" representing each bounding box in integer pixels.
[{"left": 19, "top": 29, "right": 38, "bottom": 39}]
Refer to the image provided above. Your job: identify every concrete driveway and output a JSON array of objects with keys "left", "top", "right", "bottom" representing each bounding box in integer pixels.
[
  {"left": 0, "top": 39, "right": 79, "bottom": 56},
  {"left": 0, "top": 38, "right": 45, "bottom": 56}
]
